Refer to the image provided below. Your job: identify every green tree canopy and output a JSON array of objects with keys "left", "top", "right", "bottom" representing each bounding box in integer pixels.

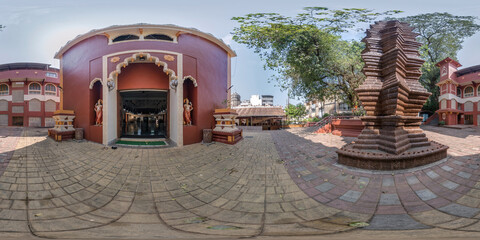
[
  {"left": 395, "top": 13, "right": 480, "bottom": 112},
  {"left": 232, "top": 7, "right": 400, "bottom": 108},
  {"left": 285, "top": 103, "right": 307, "bottom": 121}
]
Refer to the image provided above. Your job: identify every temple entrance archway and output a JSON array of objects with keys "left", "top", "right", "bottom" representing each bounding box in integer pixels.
[
  {"left": 119, "top": 90, "right": 168, "bottom": 138},
  {"left": 116, "top": 62, "right": 172, "bottom": 140}
]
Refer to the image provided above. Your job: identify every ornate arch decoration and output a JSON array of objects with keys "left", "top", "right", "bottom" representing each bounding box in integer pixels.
[
  {"left": 183, "top": 75, "right": 198, "bottom": 87},
  {"left": 106, "top": 52, "right": 178, "bottom": 91},
  {"left": 89, "top": 78, "right": 103, "bottom": 89}
]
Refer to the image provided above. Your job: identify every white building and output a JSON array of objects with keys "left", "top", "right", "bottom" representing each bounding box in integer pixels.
[
  {"left": 250, "top": 95, "right": 262, "bottom": 106},
  {"left": 261, "top": 95, "right": 274, "bottom": 106}
]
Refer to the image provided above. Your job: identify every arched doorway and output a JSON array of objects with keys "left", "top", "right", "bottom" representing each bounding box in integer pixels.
[{"left": 117, "top": 62, "right": 170, "bottom": 138}]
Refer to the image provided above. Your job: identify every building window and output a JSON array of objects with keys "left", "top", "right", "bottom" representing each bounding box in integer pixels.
[
  {"left": 45, "top": 84, "right": 56, "bottom": 95},
  {"left": 28, "top": 83, "right": 41, "bottom": 95},
  {"left": 46, "top": 72, "right": 58, "bottom": 78},
  {"left": 440, "top": 99, "right": 446, "bottom": 109},
  {"left": 465, "top": 101, "right": 474, "bottom": 112},
  {"left": 45, "top": 100, "right": 56, "bottom": 112},
  {"left": 0, "top": 84, "right": 8, "bottom": 95},
  {"left": 457, "top": 88, "right": 462, "bottom": 97},
  {"left": 144, "top": 34, "right": 173, "bottom": 41},
  {"left": 464, "top": 86, "right": 474, "bottom": 97},
  {"left": 112, "top": 34, "right": 139, "bottom": 42},
  {"left": 29, "top": 99, "right": 41, "bottom": 112},
  {"left": 478, "top": 85, "right": 480, "bottom": 96},
  {"left": 339, "top": 102, "right": 350, "bottom": 111}
]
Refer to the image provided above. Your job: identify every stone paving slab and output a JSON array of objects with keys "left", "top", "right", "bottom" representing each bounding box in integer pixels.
[
  {"left": 0, "top": 126, "right": 479, "bottom": 239},
  {"left": 365, "top": 214, "right": 430, "bottom": 230},
  {"left": 272, "top": 125, "right": 480, "bottom": 233}
]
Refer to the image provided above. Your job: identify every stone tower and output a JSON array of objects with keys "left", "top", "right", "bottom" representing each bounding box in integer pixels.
[{"left": 337, "top": 21, "right": 448, "bottom": 170}]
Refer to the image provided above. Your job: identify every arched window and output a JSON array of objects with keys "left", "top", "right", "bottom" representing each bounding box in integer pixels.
[
  {"left": 0, "top": 84, "right": 8, "bottom": 95},
  {"left": 477, "top": 85, "right": 480, "bottom": 96},
  {"left": 112, "top": 34, "right": 139, "bottom": 42},
  {"left": 29, "top": 99, "right": 41, "bottom": 112},
  {"left": 28, "top": 83, "right": 41, "bottom": 95},
  {"left": 464, "top": 86, "right": 474, "bottom": 97},
  {"left": 440, "top": 99, "right": 446, "bottom": 109},
  {"left": 45, "top": 100, "right": 56, "bottom": 112},
  {"left": 457, "top": 88, "right": 462, "bottom": 97},
  {"left": 465, "top": 101, "right": 474, "bottom": 112},
  {"left": 144, "top": 34, "right": 173, "bottom": 41},
  {"left": 45, "top": 84, "right": 56, "bottom": 95}
]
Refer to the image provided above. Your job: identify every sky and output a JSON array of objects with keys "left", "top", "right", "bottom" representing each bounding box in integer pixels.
[{"left": 0, "top": 0, "right": 480, "bottom": 106}]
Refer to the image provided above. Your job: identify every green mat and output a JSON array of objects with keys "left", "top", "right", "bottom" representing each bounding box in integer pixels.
[{"left": 116, "top": 140, "right": 166, "bottom": 146}]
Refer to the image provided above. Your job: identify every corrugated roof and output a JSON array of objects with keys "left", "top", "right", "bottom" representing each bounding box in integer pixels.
[
  {"left": 456, "top": 64, "right": 480, "bottom": 77},
  {"left": 0, "top": 62, "right": 58, "bottom": 72},
  {"left": 234, "top": 106, "right": 285, "bottom": 117}
]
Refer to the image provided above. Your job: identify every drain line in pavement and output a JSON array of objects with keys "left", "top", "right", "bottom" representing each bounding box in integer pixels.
[{"left": 22, "top": 129, "right": 42, "bottom": 238}]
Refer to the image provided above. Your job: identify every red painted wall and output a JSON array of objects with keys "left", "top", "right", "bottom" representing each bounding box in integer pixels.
[{"left": 117, "top": 63, "right": 169, "bottom": 90}]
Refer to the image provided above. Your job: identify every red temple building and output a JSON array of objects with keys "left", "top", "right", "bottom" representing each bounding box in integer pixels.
[
  {"left": 436, "top": 57, "right": 480, "bottom": 126},
  {"left": 0, "top": 63, "right": 60, "bottom": 127},
  {"left": 54, "top": 24, "right": 236, "bottom": 146}
]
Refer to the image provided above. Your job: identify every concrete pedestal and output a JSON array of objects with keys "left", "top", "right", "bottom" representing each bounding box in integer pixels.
[
  {"left": 48, "top": 110, "right": 76, "bottom": 142},
  {"left": 212, "top": 109, "right": 243, "bottom": 145}
]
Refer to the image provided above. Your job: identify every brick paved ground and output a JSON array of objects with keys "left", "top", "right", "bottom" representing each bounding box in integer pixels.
[
  {"left": 273, "top": 125, "right": 480, "bottom": 232},
  {"left": 0, "top": 127, "right": 23, "bottom": 176},
  {"left": 0, "top": 126, "right": 478, "bottom": 239}
]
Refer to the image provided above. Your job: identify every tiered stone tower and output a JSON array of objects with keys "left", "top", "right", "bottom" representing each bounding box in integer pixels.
[{"left": 337, "top": 21, "right": 448, "bottom": 170}]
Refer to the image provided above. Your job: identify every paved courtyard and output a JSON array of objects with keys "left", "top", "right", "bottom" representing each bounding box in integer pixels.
[{"left": 0, "top": 125, "right": 479, "bottom": 239}]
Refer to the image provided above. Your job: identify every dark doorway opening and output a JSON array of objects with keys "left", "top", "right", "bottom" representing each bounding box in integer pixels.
[
  {"left": 119, "top": 90, "right": 167, "bottom": 138},
  {"left": 465, "top": 115, "right": 473, "bottom": 125},
  {"left": 12, "top": 116, "right": 23, "bottom": 126}
]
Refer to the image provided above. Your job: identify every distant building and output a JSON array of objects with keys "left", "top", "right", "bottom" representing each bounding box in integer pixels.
[
  {"left": 436, "top": 57, "right": 480, "bottom": 126},
  {"left": 239, "top": 100, "right": 250, "bottom": 107},
  {"left": 261, "top": 95, "right": 274, "bottom": 106},
  {"left": 231, "top": 92, "right": 241, "bottom": 107},
  {"left": 305, "top": 98, "right": 351, "bottom": 118},
  {"left": 0, "top": 62, "right": 60, "bottom": 127},
  {"left": 236, "top": 94, "right": 276, "bottom": 107},
  {"left": 250, "top": 95, "right": 262, "bottom": 106}
]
